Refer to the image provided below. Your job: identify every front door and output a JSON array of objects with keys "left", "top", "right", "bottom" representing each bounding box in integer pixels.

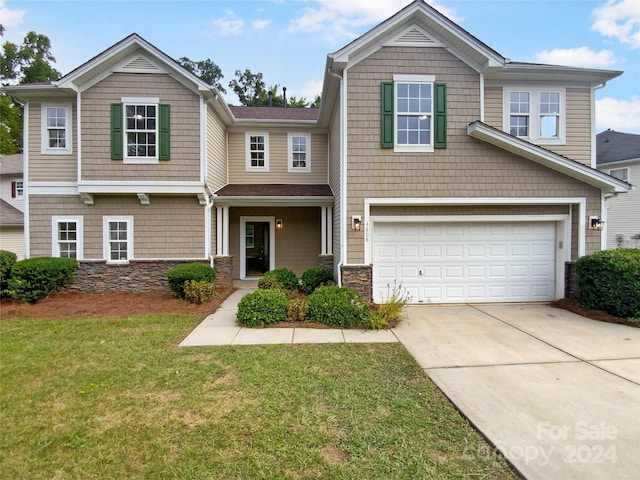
[{"left": 240, "top": 217, "right": 275, "bottom": 279}]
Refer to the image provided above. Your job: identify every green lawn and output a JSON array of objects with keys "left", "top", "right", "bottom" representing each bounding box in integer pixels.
[{"left": 0, "top": 314, "right": 517, "bottom": 479}]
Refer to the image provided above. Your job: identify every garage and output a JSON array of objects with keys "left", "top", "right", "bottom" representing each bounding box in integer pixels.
[{"left": 372, "top": 221, "right": 557, "bottom": 304}]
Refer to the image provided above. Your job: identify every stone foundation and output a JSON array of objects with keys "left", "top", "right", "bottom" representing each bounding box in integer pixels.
[
  {"left": 341, "top": 264, "right": 372, "bottom": 302},
  {"left": 64, "top": 259, "right": 213, "bottom": 293},
  {"left": 565, "top": 261, "right": 579, "bottom": 299},
  {"left": 318, "top": 254, "right": 334, "bottom": 270},
  {"left": 214, "top": 256, "right": 234, "bottom": 289}
]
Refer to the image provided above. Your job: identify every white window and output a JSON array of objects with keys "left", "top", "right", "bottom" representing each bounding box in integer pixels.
[
  {"left": 288, "top": 133, "right": 311, "bottom": 172},
  {"left": 609, "top": 167, "right": 628, "bottom": 182},
  {"left": 12, "top": 179, "right": 24, "bottom": 198},
  {"left": 394, "top": 74, "right": 435, "bottom": 152},
  {"left": 122, "top": 97, "right": 159, "bottom": 164},
  {"left": 41, "top": 104, "right": 72, "bottom": 154},
  {"left": 103, "top": 216, "right": 133, "bottom": 263},
  {"left": 52, "top": 216, "right": 83, "bottom": 259},
  {"left": 503, "top": 87, "right": 565, "bottom": 144},
  {"left": 245, "top": 132, "right": 269, "bottom": 171}
]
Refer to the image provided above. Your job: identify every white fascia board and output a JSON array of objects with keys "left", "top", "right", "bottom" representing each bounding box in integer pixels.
[
  {"left": 78, "top": 181, "right": 205, "bottom": 194},
  {"left": 212, "top": 196, "right": 334, "bottom": 207},
  {"left": 467, "top": 122, "right": 631, "bottom": 194},
  {"left": 29, "top": 182, "right": 78, "bottom": 195}
]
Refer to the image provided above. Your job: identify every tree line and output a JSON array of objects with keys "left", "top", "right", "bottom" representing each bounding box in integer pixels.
[{"left": 0, "top": 29, "right": 321, "bottom": 154}]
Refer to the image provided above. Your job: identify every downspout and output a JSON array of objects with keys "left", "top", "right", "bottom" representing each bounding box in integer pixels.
[
  {"left": 591, "top": 82, "right": 608, "bottom": 169},
  {"left": 326, "top": 61, "right": 346, "bottom": 286},
  {"left": 22, "top": 101, "right": 30, "bottom": 258},
  {"left": 204, "top": 185, "right": 215, "bottom": 268}
]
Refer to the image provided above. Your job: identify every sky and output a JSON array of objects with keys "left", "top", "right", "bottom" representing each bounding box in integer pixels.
[{"left": 2, "top": 0, "right": 639, "bottom": 133}]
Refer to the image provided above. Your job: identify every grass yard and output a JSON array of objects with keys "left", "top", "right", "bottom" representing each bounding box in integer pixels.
[{"left": 0, "top": 313, "right": 517, "bottom": 479}]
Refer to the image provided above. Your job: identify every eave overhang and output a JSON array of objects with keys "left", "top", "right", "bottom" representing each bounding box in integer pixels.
[
  {"left": 484, "top": 63, "right": 622, "bottom": 84},
  {"left": 467, "top": 121, "right": 632, "bottom": 194}
]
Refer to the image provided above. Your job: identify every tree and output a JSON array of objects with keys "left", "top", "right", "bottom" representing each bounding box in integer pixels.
[
  {"left": 176, "top": 57, "right": 226, "bottom": 94},
  {"left": 229, "top": 69, "right": 267, "bottom": 106},
  {"left": 0, "top": 94, "right": 21, "bottom": 154}
]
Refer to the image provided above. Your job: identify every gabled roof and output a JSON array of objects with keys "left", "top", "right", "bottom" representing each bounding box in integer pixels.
[
  {"left": 467, "top": 121, "right": 632, "bottom": 194},
  {"left": 0, "top": 154, "right": 23, "bottom": 175},
  {"left": 0, "top": 199, "right": 24, "bottom": 226},
  {"left": 596, "top": 130, "right": 640, "bottom": 166}
]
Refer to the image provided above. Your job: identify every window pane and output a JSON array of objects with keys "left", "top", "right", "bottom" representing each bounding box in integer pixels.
[
  {"left": 510, "top": 116, "right": 529, "bottom": 137},
  {"left": 510, "top": 92, "right": 529, "bottom": 114},
  {"left": 540, "top": 115, "right": 558, "bottom": 137}
]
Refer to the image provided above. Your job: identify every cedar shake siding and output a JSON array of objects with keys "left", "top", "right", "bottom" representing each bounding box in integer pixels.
[
  {"left": 344, "top": 46, "right": 602, "bottom": 264},
  {"left": 227, "top": 130, "right": 328, "bottom": 184},
  {"left": 28, "top": 102, "right": 78, "bottom": 182},
  {"left": 228, "top": 206, "right": 322, "bottom": 278},
  {"left": 80, "top": 73, "right": 201, "bottom": 182},
  {"left": 29, "top": 195, "right": 206, "bottom": 259}
]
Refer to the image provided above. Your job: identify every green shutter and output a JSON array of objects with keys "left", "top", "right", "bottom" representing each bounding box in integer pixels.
[
  {"left": 380, "top": 82, "right": 394, "bottom": 148},
  {"left": 158, "top": 104, "right": 170, "bottom": 161},
  {"left": 434, "top": 83, "right": 446, "bottom": 149},
  {"left": 110, "top": 103, "right": 123, "bottom": 160}
]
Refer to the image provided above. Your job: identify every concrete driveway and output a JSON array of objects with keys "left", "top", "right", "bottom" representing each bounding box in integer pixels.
[{"left": 394, "top": 304, "right": 640, "bottom": 480}]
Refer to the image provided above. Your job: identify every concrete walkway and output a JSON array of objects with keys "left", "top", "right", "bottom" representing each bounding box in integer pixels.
[{"left": 179, "top": 289, "right": 640, "bottom": 480}]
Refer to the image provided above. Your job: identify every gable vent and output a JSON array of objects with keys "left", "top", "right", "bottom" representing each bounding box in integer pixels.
[
  {"left": 121, "top": 55, "right": 161, "bottom": 72},
  {"left": 390, "top": 27, "right": 440, "bottom": 47}
]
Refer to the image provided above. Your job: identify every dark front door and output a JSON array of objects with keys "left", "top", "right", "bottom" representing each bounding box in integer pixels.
[{"left": 245, "top": 221, "right": 270, "bottom": 277}]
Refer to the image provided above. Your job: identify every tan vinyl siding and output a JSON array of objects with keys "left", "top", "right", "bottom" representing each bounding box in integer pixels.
[
  {"left": 345, "top": 46, "right": 602, "bottom": 263},
  {"left": 227, "top": 130, "right": 328, "bottom": 184},
  {"left": 29, "top": 195, "right": 205, "bottom": 259},
  {"left": 0, "top": 227, "right": 24, "bottom": 259},
  {"left": 206, "top": 104, "right": 228, "bottom": 192},
  {"left": 328, "top": 95, "right": 341, "bottom": 271},
  {"left": 484, "top": 86, "right": 502, "bottom": 129},
  {"left": 228, "top": 206, "right": 321, "bottom": 278},
  {"left": 80, "top": 73, "right": 201, "bottom": 182},
  {"left": 28, "top": 102, "right": 78, "bottom": 182},
  {"left": 553, "top": 87, "right": 592, "bottom": 165}
]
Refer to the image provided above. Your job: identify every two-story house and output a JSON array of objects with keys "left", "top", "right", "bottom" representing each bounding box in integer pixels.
[
  {"left": 4, "top": 0, "right": 630, "bottom": 302},
  {"left": 0, "top": 153, "right": 25, "bottom": 259},
  {"left": 596, "top": 129, "right": 640, "bottom": 249}
]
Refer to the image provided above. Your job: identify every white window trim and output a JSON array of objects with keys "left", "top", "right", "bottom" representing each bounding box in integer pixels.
[
  {"left": 41, "top": 103, "right": 73, "bottom": 155},
  {"left": 503, "top": 86, "right": 566, "bottom": 145},
  {"left": 245, "top": 132, "right": 270, "bottom": 171},
  {"left": 52, "top": 216, "right": 84, "bottom": 260},
  {"left": 609, "top": 167, "right": 628, "bottom": 182},
  {"left": 103, "top": 215, "right": 134, "bottom": 264},
  {"left": 393, "top": 74, "right": 435, "bottom": 153},
  {"left": 14, "top": 179, "right": 24, "bottom": 198},
  {"left": 287, "top": 133, "right": 311, "bottom": 172},
  {"left": 122, "top": 96, "right": 160, "bottom": 165}
]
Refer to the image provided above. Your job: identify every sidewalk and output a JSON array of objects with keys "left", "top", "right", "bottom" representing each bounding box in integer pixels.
[{"left": 179, "top": 286, "right": 398, "bottom": 346}]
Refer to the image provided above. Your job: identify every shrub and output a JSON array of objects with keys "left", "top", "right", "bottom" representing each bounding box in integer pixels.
[
  {"left": 183, "top": 280, "right": 218, "bottom": 305},
  {"left": 0, "top": 250, "right": 17, "bottom": 297},
  {"left": 287, "top": 297, "right": 310, "bottom": 322},
  {"left": 8, "top": 257, "right": 78, "bottom": 303},
  {"left": 167, "top": 263, "right": 216, "bottom": 299},
  {"left": 258, "top": 275, "right": 283, "bottom": 291},
  {"left": 237, "top": 289, "right": 288, "bottom": 326},
  {"left": 575, "top": 248, "right": 640, "bottom": 318},
  {"left": 300, "top": 267, "right": 335, "bottom": 294},
  {"left": 308, "top": 285, "right": 370, "bottom": 328},
  {"left": 366, "top": 281, "right": 412, "bottom": 329},
  {"left": 262, "top": 268, "right": 299, "bottom": 291}
]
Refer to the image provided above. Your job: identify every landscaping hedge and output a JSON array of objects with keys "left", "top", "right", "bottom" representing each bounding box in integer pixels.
[
  {"left": 8, "top": 257, "right": 78, "bottom": 303},
  {"left": 575, "top": 248, "right": 640, "bottom": 319},
  {"left": 0, "top": 250, "right": 17, "bottom": 297},
  {"left": 300, "top": 266, "right": 334, "bottom": 294},
  {"left": 237, "top": 288, "right": 288, "bottom": 326},
  {"left": 167, "top": 263, "right": 216, "bottom": 299},
  {"left": 308, "top": 285, "right": 370, "bottom": 328},
  {"left": 262, "top": 268, "right": 299, "bottom": 291}
]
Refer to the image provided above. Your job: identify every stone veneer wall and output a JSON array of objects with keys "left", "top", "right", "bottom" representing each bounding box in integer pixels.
[
  {"left": 318, "top": 254, "right": 334, "bottom": 270},
  {"left": 214, "top": 256, "right": 233, "bottom": 289},
  {"left": 565, "top": 261, "right": 579, "bottom": 299},
  {"left": 65, "top": 259, "right": 213, "bottom": 293},
  {"left": 341, "top": 264, "right": 372, "bottom": 302}
]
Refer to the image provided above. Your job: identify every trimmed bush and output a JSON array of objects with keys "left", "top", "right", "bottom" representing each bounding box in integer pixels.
[
  {"left": 287, "top": 297, "right": 309, "bottom": 322},
  {"left": 183, "top": 280, "right": 218, "bottom": 305},
  {"left": 167, "top": 263, "right": 216, "bottom": 299},
  {"left": 237, "top": 289, "right": 288, "bottom": 326},
  {"left": 575, "top": 248, "right": 640, "bottom": 318},
  {"left": 308, "top": 285, "right": 370, "bottom": 328},
  {"left": 0, "top": 250, "right": 17, "bottom": 297},
  {"left": 300, "top": 267, "right": 335, "bottom": 294},
  {"left": 258, "top": 275, "right": 283, "bottom": 291},
  {"left": 8, "top": 257, "right": 78, "bottom": 303},
  {"left": 262, "top": 268, "right": 299, "bottom": 291}
]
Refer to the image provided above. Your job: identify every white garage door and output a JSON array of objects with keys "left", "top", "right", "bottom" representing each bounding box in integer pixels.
[{"left": 373, "top": 222, "right": 556, "bottom": 304}]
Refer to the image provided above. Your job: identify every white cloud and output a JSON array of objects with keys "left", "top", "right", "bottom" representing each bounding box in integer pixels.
[
  {"left": 0, "top": 0, "right": 25, "bottom": 30},
  {"left": 252, "top": 19, "right": 272, "bottom": 30},
  {"left": 596, "top": 95, "right": 640, "bottom": 133},
  {"left": 592, "top": 0, "right": 640, "bottom": 49},
  {"left": 213, "top": 12, "right": 244, "bottom": 37},
  {"left": 296, "top": 80, "right": 323, "bottom": 101},
  {"left": 288, "top": 0, "right": 459, "bottom": 42},
  {"left": 534, "top": 47, "right": 617, "bottom": 67}
]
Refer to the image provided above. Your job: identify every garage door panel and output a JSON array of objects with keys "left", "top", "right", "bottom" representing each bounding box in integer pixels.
[{"left": 373, "top": 221, "right": 557, "bottom": 304}]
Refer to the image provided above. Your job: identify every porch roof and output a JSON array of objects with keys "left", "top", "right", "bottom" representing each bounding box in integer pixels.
[{"left": 213, "top": 184, "right": 334, "bottom": 206}]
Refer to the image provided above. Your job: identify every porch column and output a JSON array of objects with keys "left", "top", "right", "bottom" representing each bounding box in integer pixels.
[
  {"left": 321, "top": 206, "right": 327, "bottom": 254},
  {"left": 320, "top": 206, "right": 333, "bottom": 255},
  {"left": 327, "top": 206, "right": 333, "bottom": 255},
  {"left": 216, "top": 207, "right": 223, "bottom": 255},
  {"left": 216, "top": 206, "right": 230, "bottom": 256}
]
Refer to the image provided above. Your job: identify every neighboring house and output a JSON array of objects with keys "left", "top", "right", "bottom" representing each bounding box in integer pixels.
[
  {"left": 596, "top": 130, "right": 640, "bottom": 249},
  {"left": 3, "top": 0, "right": 630, "bottom": 302},
  {"left": 0, "top": 154, "right": 25, "bottom": 259}
]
